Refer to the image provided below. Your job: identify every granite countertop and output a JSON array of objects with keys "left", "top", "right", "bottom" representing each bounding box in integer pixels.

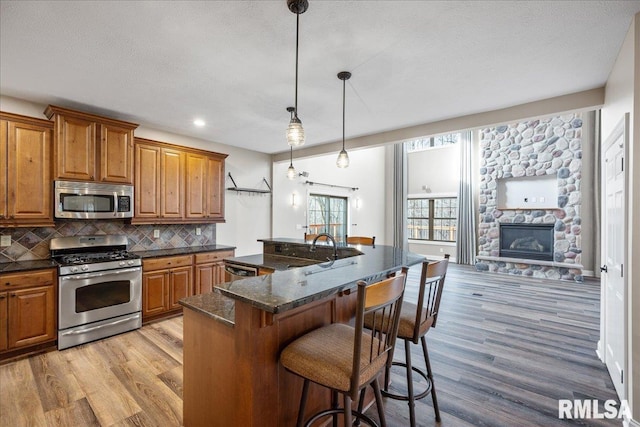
[
  {"left": 180, "top": 242, "right": 424, "bottom": 319},
  {"left": 133, "top": 244, "right": 236, "bottom": 259},
  {"left": 1, "top": 244, "right": 236, "bottom": 273},
  {"left": 0, "top": 259, "right": 58, "bottom": 273},
  {"left": 224, "top": 254, "right": 320, "bottom": 271}
]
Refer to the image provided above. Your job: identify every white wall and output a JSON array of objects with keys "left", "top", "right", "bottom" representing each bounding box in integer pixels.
[
  {"left": 0, "top": 95, "right": 272, "bottom": 256},
  {"left": 600, "top": 13, "right": 639, "bottom": 424},
  {"left": 272, "top": 147, "right": 387, "bottom": 243}
]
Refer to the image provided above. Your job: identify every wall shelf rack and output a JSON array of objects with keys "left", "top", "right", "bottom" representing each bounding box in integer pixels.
[{"left": 226, "top": 173, "right": 272, "bottom": 194}]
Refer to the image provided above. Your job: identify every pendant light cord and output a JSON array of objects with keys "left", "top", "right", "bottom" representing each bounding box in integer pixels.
[
  {"left": 342, "top": 77, "right": 346, "bottom": 150},
  {"left": 294, "top": 13, "right": 300, "bottom": 118}
]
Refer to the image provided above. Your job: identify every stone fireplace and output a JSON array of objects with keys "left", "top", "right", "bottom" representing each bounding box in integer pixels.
[
  {"left": 475, "top": 113, "right": 584, "bottom": 282},
  {"left": 499, "top": 223, "right": 554, "bottom": 261}
]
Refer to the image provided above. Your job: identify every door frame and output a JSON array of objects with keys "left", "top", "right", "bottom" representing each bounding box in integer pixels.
[{"left": 598, "top": 112, "right": 629, "bottom": 401}]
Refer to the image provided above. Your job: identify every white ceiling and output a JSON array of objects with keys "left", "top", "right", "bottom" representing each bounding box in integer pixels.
[{"left": 1, "top": 1, "right": 639, "bottom": 154}]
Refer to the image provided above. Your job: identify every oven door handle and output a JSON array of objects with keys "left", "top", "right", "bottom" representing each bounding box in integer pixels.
[
  {"left": 60, "top": 313, "right": 141, "bottom": 336},
  {"left": 61, "top": 267, "right": 142, "bottom": 281}
]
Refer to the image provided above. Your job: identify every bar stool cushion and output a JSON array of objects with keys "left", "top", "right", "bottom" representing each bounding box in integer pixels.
[
  {"left": 281, "top": 323, "right": 387, "bottom": 393},
  {"left": 397, "top": 301, "right": 433, "bottom": 340}
]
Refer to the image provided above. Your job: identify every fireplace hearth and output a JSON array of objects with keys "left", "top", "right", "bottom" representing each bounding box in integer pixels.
[{"left": 499, "top": 223, "right": 554, "bottom": 261}]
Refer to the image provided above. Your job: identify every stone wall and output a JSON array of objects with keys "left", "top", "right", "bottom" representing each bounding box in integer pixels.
[
  {"left": 0, "top": 222, "right": 216, "bottom": 262},
  {"left": 475, "top": 113, "right": 584, "bottom": 282}
]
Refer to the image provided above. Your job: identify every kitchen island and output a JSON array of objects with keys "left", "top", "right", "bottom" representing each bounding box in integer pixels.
[{"left": 179, "top": 239, "right": 424, "bottom": 427}]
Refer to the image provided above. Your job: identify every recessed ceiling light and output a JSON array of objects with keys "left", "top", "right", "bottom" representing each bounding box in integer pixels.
[{"left": 193, "top": 119, "right": 206, "bottom": 127}]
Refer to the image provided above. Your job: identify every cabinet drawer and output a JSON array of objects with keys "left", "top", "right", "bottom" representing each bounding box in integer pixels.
[
  {"left": 195, "top": 250, "right": 235, "bottom": 264},
  {"left": 143, "top": 255, "right": 193, "bottom": 271},
  {"left": 0, "top": 269, "right": 56, "bottom": 290}
]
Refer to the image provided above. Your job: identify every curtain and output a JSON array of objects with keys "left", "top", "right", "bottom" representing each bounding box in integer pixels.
[
  {"left": 456, "top": 131, "right": 477, "bottom": 265},
  {"left": 393, "top": 143, "right": 408, "bottom": 251}
]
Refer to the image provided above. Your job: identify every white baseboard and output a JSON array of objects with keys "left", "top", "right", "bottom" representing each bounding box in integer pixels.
[
  {"left": 596, "top": 340, "right": 604, "bottom": 362},
  {"left": 624, "top": 415, "right": 640, "bottom": 427}
]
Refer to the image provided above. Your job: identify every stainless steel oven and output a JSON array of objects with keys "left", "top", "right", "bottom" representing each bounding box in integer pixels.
[{"left": 51, "top": 235, "right": 142, "bottom": 350}]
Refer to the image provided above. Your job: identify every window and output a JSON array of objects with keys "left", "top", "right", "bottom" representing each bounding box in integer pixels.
[
  {"left": 408, "top": 197, "right": 457, "bottom": 242},
  {"left": 406, "top": 132, "right": 460, "bottom": 153},
  {"left": 307, "top": 194, "right": 348, "bottom": 241}
]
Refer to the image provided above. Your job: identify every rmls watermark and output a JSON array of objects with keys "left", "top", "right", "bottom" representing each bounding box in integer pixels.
[{"left": 558, "top": 399, "right": 631, "bottom": 420}]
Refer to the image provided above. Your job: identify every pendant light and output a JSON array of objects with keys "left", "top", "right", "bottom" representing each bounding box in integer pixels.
[
  {"left": 286, "top": 0, "right": 308, "bottom": 147},
  {"left": 287, "top": 146, "right": 296, "bottom": 179},
  {"left": 286, "top": 107, "right": 297, "bottom": 179},
  {"left": 336, "top": 71, "right": 351, "bottom": 168}
]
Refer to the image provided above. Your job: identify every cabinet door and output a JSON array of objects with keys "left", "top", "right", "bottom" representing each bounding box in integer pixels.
[
  {"left": 100, "top": 123, "right": 134, "bottom": 184},
  {"left": 7, "top": 285, "right": 56, "bottom": 349},
  {"left": 135, "top": 143, "right": 161, "bottom": 219},
  {"left": 6, "top": 121, "right": 52, "bottom": 223},
  {"left": 0, "top": 120, "right": 7, "bottom": 221},
  {"left": 0, "top": 292, "right": 7, "bottom": 352},
  {"left": 142, "top": 271, "right": 169, "bottom": 318},
  {"left": 55, "top": 114, "right": 96, "bottom": 181},
  {"left": 206, "top": 156, "right": 224, "bottom": 220},
  {"left": 195, "top": 264, "right": 213, "bottom": 295},
  {"left": 169, "top": 266, "right": 192, "bottom": 309},
  {"left": 161, "top": 148, "right": 184, "bottom": 218},
  {"left": 185, "top": 152, "right": 207, "bottom": 219}
]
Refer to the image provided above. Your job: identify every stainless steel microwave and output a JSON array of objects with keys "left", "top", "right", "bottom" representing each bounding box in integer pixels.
[{"left": 54, "top": 180, "right": 134, "bottom": 219}]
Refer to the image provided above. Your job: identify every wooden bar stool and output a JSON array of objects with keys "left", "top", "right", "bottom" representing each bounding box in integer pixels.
[
  {"left": 280, "top": 268, "right": 408, "bottom": 427},
  {"left": 367, "top": 255, "right": 449, "bottom": 426},
  {"left": 346, "top": 235, "right": 376, "bottom": 246},
  {"left": 304, "top": 232, "right": 327, "bottom": 242}
]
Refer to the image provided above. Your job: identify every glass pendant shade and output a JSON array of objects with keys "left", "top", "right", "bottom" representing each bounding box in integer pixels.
[
  {"left": 287, "top": 164, "right": 296, "bottom": 179},
  {"left": 336, "top": 149, "right": 349, "bottom": 168},
  {"left": 287, "top": 116, "right": 305, "bottom": 146}
]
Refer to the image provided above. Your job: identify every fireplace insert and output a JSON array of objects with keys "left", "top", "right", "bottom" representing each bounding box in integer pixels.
[{"left": 499, "top": 223, "right": 554, "bottom": 261}]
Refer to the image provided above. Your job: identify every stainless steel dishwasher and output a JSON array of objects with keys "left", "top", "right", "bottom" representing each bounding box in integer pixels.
[{"left": 224, "top": 262, "right": 259, "bottom": 282}]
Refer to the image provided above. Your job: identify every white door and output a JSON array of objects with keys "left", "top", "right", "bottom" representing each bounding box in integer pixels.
[{"left": 602, "top": 114, "right": 628, "bottom": 399}]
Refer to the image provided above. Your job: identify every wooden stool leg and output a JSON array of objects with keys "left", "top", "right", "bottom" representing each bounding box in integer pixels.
[
  {"left": 422, "top": 336, "right": 441, "bottom": 422},
  {"left": 297, "top": 379, "right": 310, "bottom": 427},
  {"left": 404, "top": 340, "right": 416, "bottom": 427}
]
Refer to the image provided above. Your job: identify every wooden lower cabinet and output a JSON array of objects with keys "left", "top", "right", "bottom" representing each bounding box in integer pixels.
[
  {"left": 194, "top": 250, "right": 234, "bottom": 295},
  {"left": 142, "top": 255, "right": 193, "bottom": 321},
  {"left": 0, "top": 268, "right": 57, "bottom": 357}
]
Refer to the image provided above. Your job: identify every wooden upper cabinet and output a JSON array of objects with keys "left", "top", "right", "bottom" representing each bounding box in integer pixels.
[
  {"left": 134, "top": 143, "right": 161, "bottom": 219},
  {"left": 44, "top": 105, "right": 137, "bottom": 184},
  {"left": 134, "top": 137, "right": 226, "bottom": 224},
  {"left": 207, "top": 156, "right": 225, "bottom": 220},
  {"left": 186, "top": 152, "right": 207, "bottom": 219},
  {"left": 0, "top": 112, "right": 54, "bottom": 227},
  {"left": 186, "top": 152, "right": 226, "bottom": 220},
  {"left": 161, "top": 148, "right": 184, "bottom": 218},
  {"left": 100, "top": 123, "right": 134, "bottom": 183}
]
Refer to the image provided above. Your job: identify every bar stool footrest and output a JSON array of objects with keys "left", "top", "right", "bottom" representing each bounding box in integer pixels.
[
  {"left": 304, "top": 408, "right": 379, "bottom": 427},
  {"left": 382, "top": 361, "right": 433, "bottom": 401}
]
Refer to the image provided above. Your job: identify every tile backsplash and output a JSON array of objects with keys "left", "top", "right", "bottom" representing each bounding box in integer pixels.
[{"left": 0, "top": 221, "right": 216, "bottom": 262}]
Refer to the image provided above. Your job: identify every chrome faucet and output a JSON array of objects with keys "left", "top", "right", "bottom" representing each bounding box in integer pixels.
[{"left": 311, "top": 233, "right": 338, "bottom": 259}]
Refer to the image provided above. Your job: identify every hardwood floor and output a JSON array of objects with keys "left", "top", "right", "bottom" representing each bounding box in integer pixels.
[{"left": 0, "top": 264, "right": 619, "bottom": 426}]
